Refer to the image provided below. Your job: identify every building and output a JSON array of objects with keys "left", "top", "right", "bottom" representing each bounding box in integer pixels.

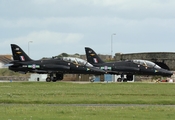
[{"left": 0, "top": 55, "right": 12, "bottom": 68}]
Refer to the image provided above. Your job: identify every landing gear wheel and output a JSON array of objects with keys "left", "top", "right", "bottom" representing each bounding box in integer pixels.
[
  {"left": 46, "top": 77, "right": 51, "bottom": 82},
  {"left": 123, "top": 79, "right": 127, "bottom": 82},
  {"left": 90, "top": 79, "right": 94, "bottom": 82},
  {"left": 117, "top": 78, "right": 122, "bottom": 82},
  {"left": 52, "top": 78, "right": 57, "bottom": 82}
]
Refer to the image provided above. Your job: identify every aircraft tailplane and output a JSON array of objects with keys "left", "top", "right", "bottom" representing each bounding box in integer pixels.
[
  {"left": 11, "top": 44, "right": 33, "bottom": 62},
  {"left": 85, "top": 47, "right": 104, "bottom": 64}
]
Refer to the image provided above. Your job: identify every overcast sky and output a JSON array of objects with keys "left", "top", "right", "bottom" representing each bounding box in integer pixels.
[{"left": 0, "top": 0, "right": 175, "bottom": 59}]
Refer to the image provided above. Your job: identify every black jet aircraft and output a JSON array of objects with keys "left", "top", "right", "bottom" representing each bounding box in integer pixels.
[
  {"left": 8, "top": 44, "right": 105, "bottom": 82},
  {"left": 85, "top": 47, "right": 173, "bottom": 81}
]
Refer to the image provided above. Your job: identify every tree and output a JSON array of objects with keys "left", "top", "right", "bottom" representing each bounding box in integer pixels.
[{"left": 58, "top": 53, "right": 69, "bottom": 57}]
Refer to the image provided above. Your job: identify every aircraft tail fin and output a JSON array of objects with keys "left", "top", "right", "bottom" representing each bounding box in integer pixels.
[
  {"left": 11, "top": 44, "right": 33, "bottom": 62},
  {"left": 85, "top": 47, "right": 104, "bottom": 64}
]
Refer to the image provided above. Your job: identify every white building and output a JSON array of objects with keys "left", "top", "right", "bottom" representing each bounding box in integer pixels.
[{"left": 28, "top": 74, "right": 48, "bottom": 82}]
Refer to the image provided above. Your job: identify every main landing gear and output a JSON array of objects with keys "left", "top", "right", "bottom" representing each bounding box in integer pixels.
[
  {"left": 117, "top": 74, "right": 134, "bottom": 82},
  {"left": 46, "top": 73, "right": 64, "bottom": 82}
]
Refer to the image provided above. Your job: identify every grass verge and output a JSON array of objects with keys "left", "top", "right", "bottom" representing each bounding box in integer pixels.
[
  {"left": 0, "top": 82, "right": 175, "bottom": 104},
  {"left": 0, "top": 82, "right": 175, "bottom": 119},
  {"left": 0, "top": 104, "right": 175, "bottom": 120}
]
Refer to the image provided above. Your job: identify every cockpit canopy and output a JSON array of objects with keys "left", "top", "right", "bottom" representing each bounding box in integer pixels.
[
  {"left": 133, "top": 60, "right": 161, "bottom": 69},
  {"left": 63, "top": 57, "right": 93, "bottom": 67}
]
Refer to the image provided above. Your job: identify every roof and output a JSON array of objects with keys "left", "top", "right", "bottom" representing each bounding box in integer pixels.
[{"left": 0, "top": 55, "right": 12, "bottom": 64}]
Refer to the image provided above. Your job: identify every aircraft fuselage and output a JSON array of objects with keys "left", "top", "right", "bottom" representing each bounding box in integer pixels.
[
  {"left": 93, "top": 61, "right": 173, "bottom": 77},
  {"left": 9, "top": 59, "right": 105, "bottom": 75}
]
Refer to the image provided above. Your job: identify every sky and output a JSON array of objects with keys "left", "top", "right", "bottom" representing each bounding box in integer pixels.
[{"left": 0, "top": 0, "right": 175, "bottom": 59}]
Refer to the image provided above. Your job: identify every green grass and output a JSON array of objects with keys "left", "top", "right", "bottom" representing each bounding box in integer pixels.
[
  {"left": 0, "top": 82, "right": 175, "bottom": 104},
  {"left": 1, "top": 104, "right": 175, "bottom": 120},
  {"left": 0, "top": 82, "right": 175, "bottom": 119}
]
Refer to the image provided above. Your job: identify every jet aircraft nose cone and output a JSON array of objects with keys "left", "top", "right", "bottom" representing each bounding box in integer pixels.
[
  {"left": 158, "top": 69, "right": 173, "bottom": 77},
  {"left": 166, "top": 71, "right": 173, "bottom": 76}
]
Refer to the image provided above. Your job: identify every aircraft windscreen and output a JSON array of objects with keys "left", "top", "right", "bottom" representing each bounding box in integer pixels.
[
  {"left": 63, "top": 57, "right": 93, "bottom": 67},
  {"left": 133, "top": 60, "right": 161, "bottom": 69}
]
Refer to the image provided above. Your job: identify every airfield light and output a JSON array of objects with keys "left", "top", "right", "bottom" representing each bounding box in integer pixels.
[
  {"left": 111, "top": 33, "right": 116, "bottom": 60},
  {"left": 28, "top": 41, "right": 33, "bottom": 56}
]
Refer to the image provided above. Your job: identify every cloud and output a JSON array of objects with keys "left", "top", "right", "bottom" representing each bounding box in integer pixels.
[
  {"left": 0, "top": 0, "right": 175, "bottom": 58},
  {"left": 1, "top": 30, "right": 84, "bottom": 46},
  {"left": 31, "top": 0, "right": 57, "bottom": 4},
  {"left": 0, "top": 30, "right": 84, "bottom": 59},
  {"left": 87, "top": 0, "right": 175, "bottom": 19}
]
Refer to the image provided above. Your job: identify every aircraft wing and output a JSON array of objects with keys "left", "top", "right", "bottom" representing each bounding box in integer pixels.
[
  {"left": 114, "top": 66, "right": 140, "bottom": 72},
  {"left": 104, "top": 67, "right": 140, "bottom": 75},
  {"left": 31, "top": 70, "right": 48, "bottom": 73},
  {"left": 43, "top": 64, "right": 70, "bottom": 70},
  {"left": 26, "top": 65, "right": 71, "bottom": 74},
  {"left": 105, "top": 70, "right": 121, "bottom": 75}
]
